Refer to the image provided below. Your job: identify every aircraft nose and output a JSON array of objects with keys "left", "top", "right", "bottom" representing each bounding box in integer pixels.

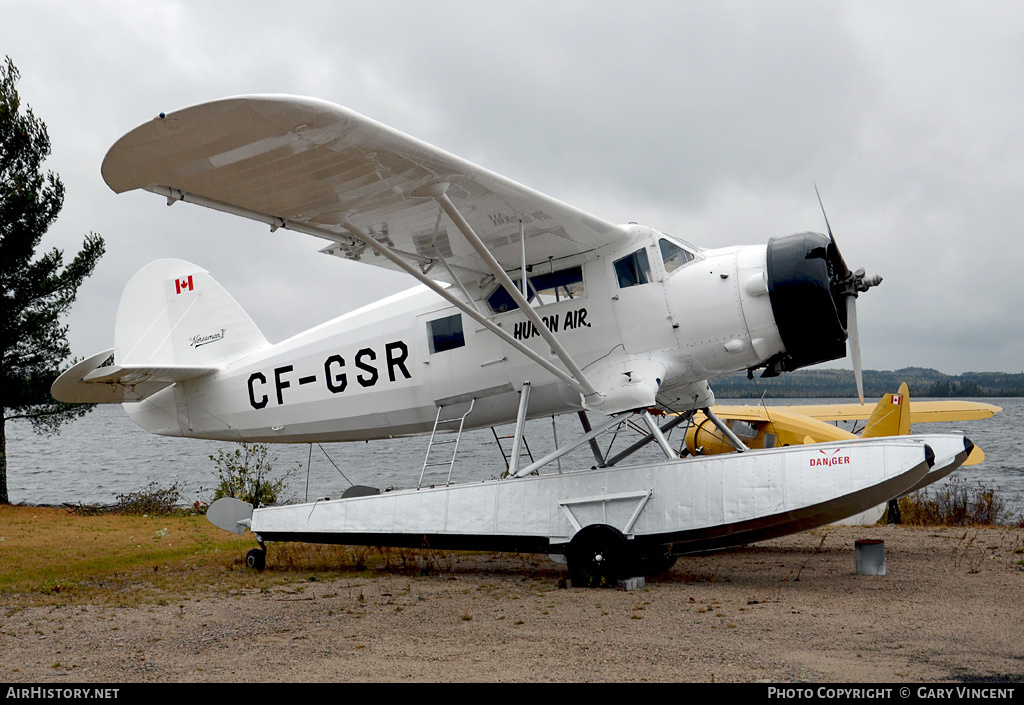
[{"left": 762, "top": 231, "right": 849, "bottom": 376}]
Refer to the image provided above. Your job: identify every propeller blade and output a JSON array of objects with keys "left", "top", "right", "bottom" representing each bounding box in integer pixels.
[
  {"left": 814, "top": 183, "right": 851, "bottom": 280},
  {"left": 814, "top": 183, "right": 834, "bottom": 241},
  {"left": 847, "top": 295, "right": 864, "bottom": 404},
  {"left": 813, "top": 184, "right": 877, "bottom": 402}
]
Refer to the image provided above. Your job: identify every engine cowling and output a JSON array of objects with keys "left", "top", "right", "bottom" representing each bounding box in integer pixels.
[{"left": 763, "top": 231, "right": 848, "bottom": 375}]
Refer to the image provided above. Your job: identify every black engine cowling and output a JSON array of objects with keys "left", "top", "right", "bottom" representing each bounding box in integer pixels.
[{"left": 763, "top": 231, "right": 848, "bottom": 376}]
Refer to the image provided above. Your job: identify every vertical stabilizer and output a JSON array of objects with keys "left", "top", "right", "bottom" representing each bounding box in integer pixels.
[
  {"left": 860, "top": 382, "right": 911, "bottom": 438},
  {"left": 115, "top": 259, "right": 268, "bottom": 366}
]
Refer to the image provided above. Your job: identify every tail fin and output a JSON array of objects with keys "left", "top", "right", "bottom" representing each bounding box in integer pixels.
[
  {"left": 856, "top": 381, "right": 987, "bottom": 466},
  {"left": 860, "top": 382, "right": 911, "bottom": 438},
  {"left": 116, "top": 258, "right": 267, "bottom": 366},
  {"left": 52, "top": 259, "right": 267, "bottom": 404}
]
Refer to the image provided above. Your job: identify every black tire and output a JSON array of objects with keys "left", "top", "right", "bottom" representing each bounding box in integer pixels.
[
  {"left": 245, "top": 548, "right": 266, "bottom": 571},
  {"left": 566, "top": 524, "right": 628, "bottom": 588}
]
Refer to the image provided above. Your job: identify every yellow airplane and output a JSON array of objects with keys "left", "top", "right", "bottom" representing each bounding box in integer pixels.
[
  {"left": 675, "top": 384, "right": 997, "bottom": 526},
  {"left": 682, "top": 383, "right": 999, "bottom": 472}
]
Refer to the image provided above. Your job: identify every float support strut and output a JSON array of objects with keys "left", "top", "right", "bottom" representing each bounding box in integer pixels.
[{"left": 703, "top": 406, "right": 750, "bottom": 452}]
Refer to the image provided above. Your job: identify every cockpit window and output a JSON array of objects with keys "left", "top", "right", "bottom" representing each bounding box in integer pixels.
[
  {"left": 659, "top": 238, "right": 695, "bottom": 273},
  {"left": 487, "top": 266, "right": 585, "bottom": 313},
  {"left": 614, "top": 248, "right": 652, "bottom": 288}
]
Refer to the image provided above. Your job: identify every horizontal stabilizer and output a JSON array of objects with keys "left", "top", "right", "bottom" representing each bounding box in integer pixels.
[
  {"left": 206, "top": 497, "right": 253, "bottom": 535},
  {"left": 51, "top": 348, "right": 219, "bottom": 404}
]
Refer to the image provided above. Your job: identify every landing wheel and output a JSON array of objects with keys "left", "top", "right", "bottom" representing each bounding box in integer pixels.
[
  {"left": 245, "top": 548, "right": 266, "bottom": 571},
  {"left": 567, "top": 524, "right": 628, "bottom": 588}
]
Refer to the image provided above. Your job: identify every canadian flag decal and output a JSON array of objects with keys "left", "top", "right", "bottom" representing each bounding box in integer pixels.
[
  {"left": 891, "top": 394, "right": 901, "bottom": 405},
  {"left": 175, "top": 275, "right": 194, "bottom": 295}
]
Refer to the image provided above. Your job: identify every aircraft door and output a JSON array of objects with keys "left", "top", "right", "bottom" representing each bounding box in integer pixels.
[
  {"left": 418, "top": 309, "right": 510, "bottom": 405},
  {"left": 609, "top": 244, "right": 677, "bottom": 354}
]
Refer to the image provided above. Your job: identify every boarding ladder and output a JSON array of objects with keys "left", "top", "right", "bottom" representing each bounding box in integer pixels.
[{"left": 418, "top": 399, "right": 475, "bottom": 489}]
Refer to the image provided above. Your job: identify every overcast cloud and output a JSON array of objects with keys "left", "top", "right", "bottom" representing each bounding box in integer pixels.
[{"left": 4, "top": 0, "right": 1022, "bottom": 375}]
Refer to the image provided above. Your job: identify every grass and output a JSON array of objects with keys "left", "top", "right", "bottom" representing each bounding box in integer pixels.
[
  {"left": 0, "top": 505, "right": 557, "bottom": 608},
  {"left": 0, "top": 505, "right": 410, "bottom": 607},
  {"left": 0, "top": 505, "right": 255, "bottom": 605}
]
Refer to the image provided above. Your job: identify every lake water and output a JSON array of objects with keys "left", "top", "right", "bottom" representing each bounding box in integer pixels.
[{"left": 6, "top": 397, "right": 1023, "bottom": 521}]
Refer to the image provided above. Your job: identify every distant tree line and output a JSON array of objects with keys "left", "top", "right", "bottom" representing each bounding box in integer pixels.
[{"left": 709, "top": 367, "right": 1024, "bottom": 399}]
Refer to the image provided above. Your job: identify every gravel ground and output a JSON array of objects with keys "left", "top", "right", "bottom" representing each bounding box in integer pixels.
[{"left": 3, "top": 525, "right": 1023, "bottom": 683}]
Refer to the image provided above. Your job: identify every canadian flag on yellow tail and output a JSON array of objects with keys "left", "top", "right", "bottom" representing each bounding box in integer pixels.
[{"left": 862, "top": 383, "right": 911, "bottom": 438}]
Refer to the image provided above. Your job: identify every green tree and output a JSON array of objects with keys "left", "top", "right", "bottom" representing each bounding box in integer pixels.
[{"left": 0, "top": 56, "right": 105, "bottom": 504}]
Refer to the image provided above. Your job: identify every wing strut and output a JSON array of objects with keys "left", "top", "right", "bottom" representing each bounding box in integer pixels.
[
  {"left": 429, "top": 187, "right": 600, "bottom": 402},
  {"left": 138, "top": 184, "right": 593, "bottom": 398},
  {"left": 507, "top": 381, "right": 532, "bottom": 477},
  {"left": 339, "top": 218, "right": 593, "bottom": 397}
]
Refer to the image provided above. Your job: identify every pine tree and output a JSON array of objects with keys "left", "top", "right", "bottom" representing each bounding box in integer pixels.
[{"left": 0, "top": 56, "right": 105, "bottom": 504}]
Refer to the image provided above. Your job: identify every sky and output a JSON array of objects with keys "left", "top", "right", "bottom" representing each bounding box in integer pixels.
[{"left": 4, "top": 0, "right": 1023, "bottom": 376}]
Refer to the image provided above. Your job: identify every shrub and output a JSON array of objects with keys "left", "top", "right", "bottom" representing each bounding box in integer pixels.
[
  {"left": 209, "top": 443, "right": 292, "bottom": 507},
  {"left": 896, "top": 478, "right": 1007, "bottom": 527},
  {"left": 112, "top": 480, "right": 185, "bottom": 516}
]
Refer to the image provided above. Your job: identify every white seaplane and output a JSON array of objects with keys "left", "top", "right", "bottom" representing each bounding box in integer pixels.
[{"left": 53, "top": 96, "right": 973, "bottom": 586}]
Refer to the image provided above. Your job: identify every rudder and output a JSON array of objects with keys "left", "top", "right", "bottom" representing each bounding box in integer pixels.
[
  {"left": 115, "top": 258, "right": 268, "bottom": 366},
  {"left": 860, "top": 382, "right": 911, "bottom": 438}
]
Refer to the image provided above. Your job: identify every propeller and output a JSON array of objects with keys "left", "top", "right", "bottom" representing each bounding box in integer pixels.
[{"left": 814, "top": 185, "right": 883, "bottom": 404}]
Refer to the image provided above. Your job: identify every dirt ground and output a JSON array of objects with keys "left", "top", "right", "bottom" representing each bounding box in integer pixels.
[{"left": 3, "top": 524, "right": 1023, "bottom": 683}]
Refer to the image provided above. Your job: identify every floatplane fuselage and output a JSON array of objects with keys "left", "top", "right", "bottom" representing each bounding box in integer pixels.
[{"left": 118, "top": 229, "right": 808, "bottom": 444}]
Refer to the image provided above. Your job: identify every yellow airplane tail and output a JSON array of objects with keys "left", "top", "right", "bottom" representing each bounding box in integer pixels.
[
  {"left": 859, "top": 382, "right": 984, "bottom": 464},
  {"left": 860, "top": 382, "right": 911, "bottom": 438}
]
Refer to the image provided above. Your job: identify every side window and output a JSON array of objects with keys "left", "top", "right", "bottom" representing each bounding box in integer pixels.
[
  {"left": 659, "top": 238, "right": 695, "bottom": 273},
  {"left": 614, "top": 248, "right": 651, "bottom": 288},
  {"left": 487, "top": 283, "right": 525, "bottom": 314},
  {"left": 486, "top": 266, "right": 585, "bottom": 313},
  {"left": 528, "top": 266, "right": 584, "bottom": 305},
  {"left": 428, "top": 313, "right": 465, "bottom": 354}
]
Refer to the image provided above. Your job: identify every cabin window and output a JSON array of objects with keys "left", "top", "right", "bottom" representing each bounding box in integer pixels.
[
  {"left": 729, "top": 420, "right": 758, "bottom": 439},
  {"left": 658, "top": 238, "right": 695, "bottom": 273},
  {"left": 529, "top": 266, "right": 585, "bottom": 305},
  {"left": 487, "top": 280, "right": 530, "bottom": 314},
  {"left": 486, "top": 266, "right": 585, "bottom": 313},
  {"left": 614, "top": 248, "right": 651, "bottom": 288},
  {"left": 428, "top": 313, "right": 465, "bottom": 354}
]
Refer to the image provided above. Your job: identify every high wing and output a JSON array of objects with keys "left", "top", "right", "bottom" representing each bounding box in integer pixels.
[
  {"left": 690, "top": 404, "right": 854, "bottom": 445},
  {"left": 710, "top": 400, "right": 1002, "bottom": 424},
  {"left": 101, "top": 95, "right": 628, "bottom": 285},
  {"left": 696, "top": 405, "right": 780, "bottom": 423},
  {"left": 778, "top": 400, "right": 1002, "bottom": 424}
]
